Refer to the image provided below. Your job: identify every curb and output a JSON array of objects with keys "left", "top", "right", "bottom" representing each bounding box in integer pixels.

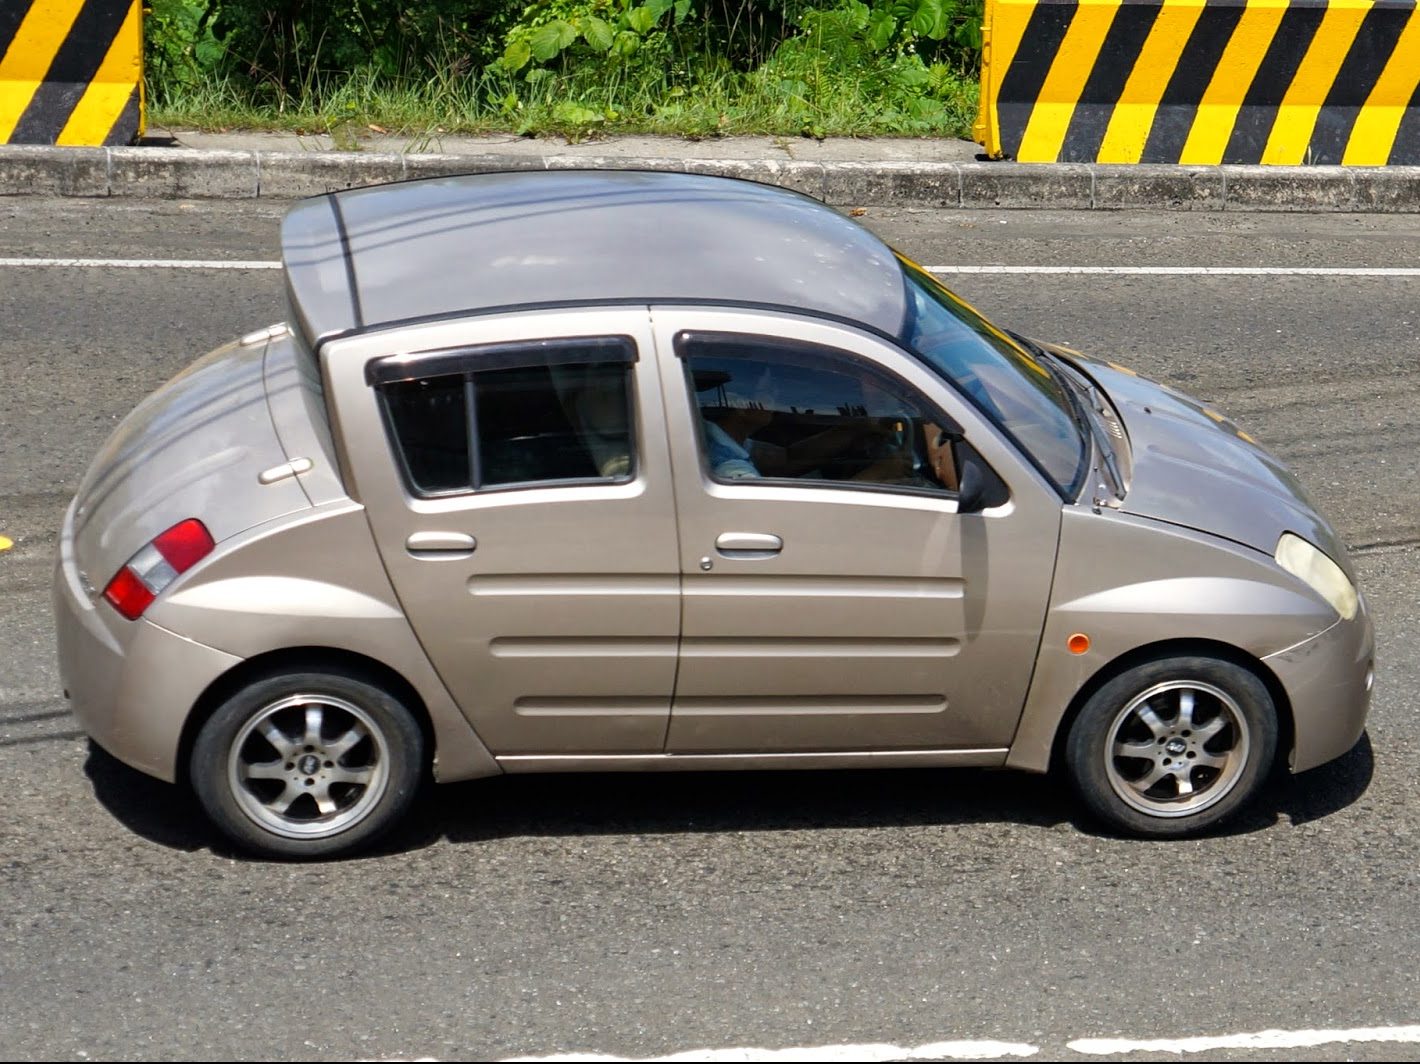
[{"left": 3, "top": 145, "right": 1420, "bottom": 210}]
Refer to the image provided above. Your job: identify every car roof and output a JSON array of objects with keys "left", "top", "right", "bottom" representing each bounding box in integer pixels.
[{"left": 280, "top": 169, "right": 910, "bottom": 350}]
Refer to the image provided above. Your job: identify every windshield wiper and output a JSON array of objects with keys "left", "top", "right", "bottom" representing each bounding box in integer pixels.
[
  {"left": 1076, "top": 378, "right": 1126, "bottom": 505},
  {"left": 1015, "top": 335, "right": 1125, "bottom": 505}
]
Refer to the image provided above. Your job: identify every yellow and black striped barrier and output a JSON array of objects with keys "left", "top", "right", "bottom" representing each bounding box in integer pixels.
[
  {"left": 0, "top": 0, "right": 143, "bottom": 146},
  {"left": 975, "top": 0, "right": 1420, "bottom": 164}
]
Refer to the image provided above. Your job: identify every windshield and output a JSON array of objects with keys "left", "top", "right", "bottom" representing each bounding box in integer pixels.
[{"left": 897, "top": 256, "right": 1087, "bottom": 495}]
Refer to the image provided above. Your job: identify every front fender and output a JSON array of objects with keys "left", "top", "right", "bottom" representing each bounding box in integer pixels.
[{"left": 1006, "top": 507, "right": 1336, "bottom": 773}]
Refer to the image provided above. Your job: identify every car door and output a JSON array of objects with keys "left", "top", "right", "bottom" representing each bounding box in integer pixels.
[
  {"left": 651, "top": 308, "right": 1063, "bottom": 755},
  {"left": 326, "top": 308, "right": 680, "bottom": 755}
]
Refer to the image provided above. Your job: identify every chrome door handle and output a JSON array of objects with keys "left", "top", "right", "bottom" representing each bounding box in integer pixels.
[
  {"left": 715, "top": 532, "right": 783, "bottom": 558},
  {"left": 406, "top": 531, "right": 477, "bottom": 558}
]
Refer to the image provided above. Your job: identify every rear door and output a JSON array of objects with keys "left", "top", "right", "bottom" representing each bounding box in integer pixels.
[
  {"left": 651, "top": 308, "right": 1063, "bottom": 755},
  {"left": 326, "top": 308, "right": 681, "bottom": 755}
]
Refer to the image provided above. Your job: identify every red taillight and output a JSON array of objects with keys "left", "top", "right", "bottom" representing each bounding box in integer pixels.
[
  {"left": 102, "top": 568, "right": 155, "bottom": 621},
  {"left": 102, "top": 518, "right": 215, "bottom": 620},
  {"left": 153, "top": 518, "right": 215, "bottom": 571}
]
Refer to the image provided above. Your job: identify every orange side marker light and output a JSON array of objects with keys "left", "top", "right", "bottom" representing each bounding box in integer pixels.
[{"left": 1067, "top": 633, "right": 1091, "bottom": 655}]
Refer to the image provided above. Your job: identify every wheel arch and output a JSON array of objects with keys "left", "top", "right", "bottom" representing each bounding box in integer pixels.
[
  {"left": 176, "top": 646, "right": 436, "bottom": 791},
  {"left": 1044, "top": 637, "right": 1294, "bottom": 779}
]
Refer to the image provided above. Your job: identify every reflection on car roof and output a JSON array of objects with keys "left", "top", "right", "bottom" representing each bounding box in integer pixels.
[{"left": 280, "top": 169, "right": 909, "bottom": 350}]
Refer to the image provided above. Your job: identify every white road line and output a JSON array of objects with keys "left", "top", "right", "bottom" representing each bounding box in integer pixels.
[
  {"left": 0, "top": 257, "right": 282, "bottom": 269},
  {"left": 927, "top": 264, "right": 1420, "bottom": 276},
  {"left": 502, "top": 1041, "right": 1039, "bottom": 1062},
  {"left": 492, "top": 1025, "right": 1420, "bottom": 1063},
  {"left": 1068, "top": 1025, "right": 1420, "bottom": 1055},
  {"left": 1, "top": 258, "right": 1418, "bottom": 278}
]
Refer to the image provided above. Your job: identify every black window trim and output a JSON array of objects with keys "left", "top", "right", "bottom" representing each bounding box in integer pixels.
[{"left": 366, "top": 334, "right": 637, "bottom": 387}]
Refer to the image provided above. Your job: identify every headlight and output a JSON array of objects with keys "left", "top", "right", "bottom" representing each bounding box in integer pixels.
[{"left": 1274, "top": 533, "right": 1358, "bottom": 620}]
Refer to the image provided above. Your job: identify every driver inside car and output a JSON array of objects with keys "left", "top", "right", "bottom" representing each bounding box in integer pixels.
[{"left": 695, "top": 361, "right": 960, "bottom": 493}]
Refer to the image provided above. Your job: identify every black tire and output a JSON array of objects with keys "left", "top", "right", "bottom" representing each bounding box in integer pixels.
[
  {"left": 190, "top": 668, "right": 425, "bottom": 859},
  {"left": 1065, "top": 655, "right": 1278, "bottom": 838}
]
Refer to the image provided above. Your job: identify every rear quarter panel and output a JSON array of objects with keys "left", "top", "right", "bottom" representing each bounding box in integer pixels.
[
  {"left": 69, "top": 335, "right": 308, "bottom": 586},
  {"left": 145, "top": 504, "right": 500, "bottom": 783}
]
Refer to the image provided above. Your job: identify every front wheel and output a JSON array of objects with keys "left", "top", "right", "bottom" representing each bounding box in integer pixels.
[
  {"left": 190, "top": 669, "right": 425, "bottom": 859},
  {"left": 1065, "top": 656, "right": 1278, "bottom": 838}
]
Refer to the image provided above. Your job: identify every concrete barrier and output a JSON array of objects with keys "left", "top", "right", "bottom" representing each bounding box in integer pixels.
[
  {"left": 0, "top": 0, "right": 143, "bottom": 146},
  {"left": 975, "top": 0, "right": 1420, "bottom": 164}
]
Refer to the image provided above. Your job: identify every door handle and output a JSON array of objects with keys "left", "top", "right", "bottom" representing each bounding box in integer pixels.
[
  {"left": 715, "top": 532, "right": 783, "bottom": 558},
  {"left": 406, "top": 531, "right": 477, "bottom": 558}
]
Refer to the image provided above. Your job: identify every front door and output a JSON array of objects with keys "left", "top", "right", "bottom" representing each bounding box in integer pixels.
[
  {"left": 344, "top": 309, "right": 681, "bottom": 755},
  {"left": 652, "top": 309, "right": 1062, "bottom": 754}
]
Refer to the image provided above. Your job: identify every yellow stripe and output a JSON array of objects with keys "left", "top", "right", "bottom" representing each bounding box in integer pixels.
[
  {"left": 1097, "top": 0, "right": 1208, "bottom": 163},
  {"left": 981, "top": 0, "right": 1042, "bottom": 157},
  {"left": 56, "top": 0, "right": 139, "bottom": 145},
  {"left": 1263, "top": 0, "right": 1372, "bottom": 164},
  {"left": 1016, "top": 0, "right": 1123, "bottom": 162},
  {"left": 1343, "top": 10, "right": 1420, "bottom": 165},
  {"left": 1179, "top": 0, "right": 1290, "bottom": 165},
  {"left": 137, "top": 36, "right": 145, "bottom": 137},
  {"left": 0, "top": 0, "right": 88, "bottom": 142}
]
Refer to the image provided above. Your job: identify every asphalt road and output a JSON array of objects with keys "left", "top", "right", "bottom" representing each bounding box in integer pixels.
[{"left": 1, "top": 200, "right": 1418, "bottom": 1062}]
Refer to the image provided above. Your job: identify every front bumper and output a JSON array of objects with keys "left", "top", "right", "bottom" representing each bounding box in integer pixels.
[
  {"left": 54, "top": 499, "right": 241, "bottom": 783},
  {"left": 1264, "top": 597, "right": 1374, "bottom": 773}
]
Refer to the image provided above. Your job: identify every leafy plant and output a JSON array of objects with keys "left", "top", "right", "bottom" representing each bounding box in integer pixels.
[
  {"left": 753, "top": 0, "right": 979, "bottom": 136},
  {"left": 143, "top": 0, "right": 983, "bottom": 139},
  {"left": 144, "top": 0, "right": 226, "bottom": 99},
  {"left": 496, "top": 0, "right": 694, "bottom": 74}
]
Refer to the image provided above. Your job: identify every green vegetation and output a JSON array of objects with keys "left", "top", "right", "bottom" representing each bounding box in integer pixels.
[{"left": 146, "top": 0, "right": 982, "bottom": 140}]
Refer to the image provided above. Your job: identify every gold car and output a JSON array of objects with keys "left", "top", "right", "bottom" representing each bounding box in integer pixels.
[{"left": 54, "top": 171, "right": 1373, "bottom": 858}]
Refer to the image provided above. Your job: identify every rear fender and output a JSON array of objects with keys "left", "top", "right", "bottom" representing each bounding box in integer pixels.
[{"left": 147, "top": 503, "right": 500, "bottom": 783}]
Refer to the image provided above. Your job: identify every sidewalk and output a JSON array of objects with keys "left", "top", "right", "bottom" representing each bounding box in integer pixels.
[{"left": 2, "top": 127, "right": 1418, "bottom": 210}]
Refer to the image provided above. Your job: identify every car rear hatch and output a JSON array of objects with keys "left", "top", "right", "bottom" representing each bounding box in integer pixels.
[{"left": 69, "top": 333, "right": 313, "bottom": 593}]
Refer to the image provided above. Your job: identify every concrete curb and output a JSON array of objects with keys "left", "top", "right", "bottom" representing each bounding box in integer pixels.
[{"left": 3, "top": 144, "right": 1420, "bottom": 210}]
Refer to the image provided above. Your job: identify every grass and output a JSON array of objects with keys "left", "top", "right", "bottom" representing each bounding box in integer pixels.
[{"left": 147, "top": 61, "right": 980, "bottom": 143}]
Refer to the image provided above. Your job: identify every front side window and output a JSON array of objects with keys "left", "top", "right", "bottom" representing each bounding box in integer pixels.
[
  {"left": 678, "top": 332, "right": 961, "bottom": 496},
  {"left": 375, "top": 337, "right": 636, "bottom": 496}
]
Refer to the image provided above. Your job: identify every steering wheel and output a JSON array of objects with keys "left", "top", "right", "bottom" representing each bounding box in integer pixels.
[{"left": 914, "top": 420, "right": 967, "bottom": 492}]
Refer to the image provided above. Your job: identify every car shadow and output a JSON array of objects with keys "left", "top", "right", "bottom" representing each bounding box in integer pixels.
[
  {"left": 83, "top": 732, "right": 1375, "bottom": 859},
  {"left": 417, "top": 766, "right": 1068, "bottom": 848},
  {"left": 83, "top": 741, "right": 213, "bottom": 852},
  {"left": 1254, "top": 729, "right": 1375, "bottom": 829}
]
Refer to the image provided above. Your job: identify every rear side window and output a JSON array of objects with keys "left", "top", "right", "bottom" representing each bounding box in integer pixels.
[
  {"left": 372, "top": 337, "right": 636, "bottom": 496},
  {"left": 382, "top": 375, "right": 471, "bottom": 494}
]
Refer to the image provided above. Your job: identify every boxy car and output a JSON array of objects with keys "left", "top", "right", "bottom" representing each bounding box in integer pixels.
[{"left": 54, "top": 171, "right": 1373, "bottom": 858}]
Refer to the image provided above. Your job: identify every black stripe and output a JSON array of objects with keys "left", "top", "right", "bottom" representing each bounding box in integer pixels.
[
  {"left": 1387, "top": 75, "right": 1420, "bottom": 163},
  {"left": 328, "top": 195, "right": 366, "bottom": 330},
  {"left": 996, "top": 0, "right": 1078, "bottom": 159},
  {"left": 1222, "top": 1, "right": 1326, "bottom": 164},
  {"left": 9, "top": 0, "right": 132, "bottom": 144},
  {"left": 104, "top": 83, "right": 139, "bottom": 145},
  {"left": 1309, "top": 1, "right": 1415, "bottom": 164},
  {"left": 1059, "top": 1, "right": 1163, "bottom": 162},
  {"left": 1140, "top": 0, "right": 1248, "bottom": 163},
  {"left": 0, "top": 0, "right": 37, "bottom": 60}
]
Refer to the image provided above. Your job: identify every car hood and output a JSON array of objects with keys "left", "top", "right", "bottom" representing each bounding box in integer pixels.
[{"left": 1043, "top": 345, "right": 1355, "bottom": 579}]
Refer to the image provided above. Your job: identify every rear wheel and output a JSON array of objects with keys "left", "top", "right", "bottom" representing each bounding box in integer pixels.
[
  {"left": 191, "top": 669, "right": 424, "bottom": 859},
  {"left": 1065, "top": 656, "right": 1278, "bottom": 838}
]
